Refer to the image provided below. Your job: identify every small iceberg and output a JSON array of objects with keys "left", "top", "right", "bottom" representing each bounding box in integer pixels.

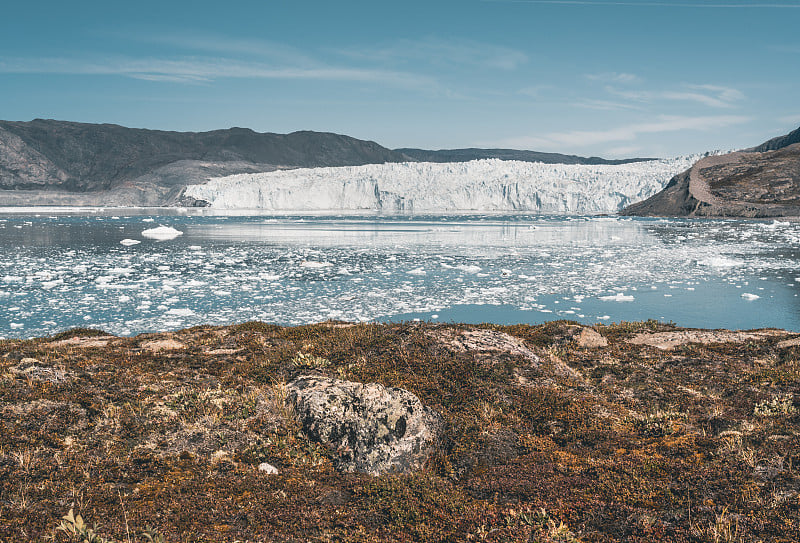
[
  {"left": 741, "top": 293, "right": 760, "bottom": 301},
  {"left": 142, "top": 226, "right": 183, "bottom": 240},
  {"left": 300, "top": 261, "right": 333, "bottom": 269},
  {"left": 120, "top": 239, "right": 141, "bottom": 246},
  {"left": 599, "top": 293, "right": 635, "bottom": 302}
]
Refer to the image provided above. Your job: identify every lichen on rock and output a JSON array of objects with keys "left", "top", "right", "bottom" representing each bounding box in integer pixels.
[{"left": 286, "top": 375, "right": 442, "bottom": 475}]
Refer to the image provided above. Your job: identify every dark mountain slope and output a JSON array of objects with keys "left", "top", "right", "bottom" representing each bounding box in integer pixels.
[
  {"left": 748, "top": 125, "right": 800, "bottom": 153},
  {"left": 0, "top": 119, "right": 407, "bottom": 193},
  {"left": 0, "top": 118, "right": 657, "bottom": 206},
  {"left": 396, "top": 147, "right": 652, "bottom": 165}
]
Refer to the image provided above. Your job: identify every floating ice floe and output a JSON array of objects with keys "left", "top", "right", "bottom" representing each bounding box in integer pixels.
[
  {"left": 599, "top": 293, "right": 635, "bottom": 302},
  {"left": 697, "top": 257, "right": 743, "bottom": 268},
  {"left": 120, "top": 239, "right": 141, "bottom": 246},
  {"left": 166, "top": 308, "right": 195, "bottom": 316},
  {"left": 300, "top": 261, "right": 333, "bottom": 268},
  {"left": 741, "top": 293, "right": 760, "bottom": 301},
  {"left": 142, "top": 226, "right": 183, "bottom": 240}
]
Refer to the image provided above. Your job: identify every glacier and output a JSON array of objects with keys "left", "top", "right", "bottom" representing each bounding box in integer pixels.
[{"left": 183, "top": 155, "right": 711, "bottom": 213}]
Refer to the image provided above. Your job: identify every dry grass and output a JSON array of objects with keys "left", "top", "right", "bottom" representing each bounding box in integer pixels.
[{"left": 0, "top": 320, "right": 798, "bottom": 542}]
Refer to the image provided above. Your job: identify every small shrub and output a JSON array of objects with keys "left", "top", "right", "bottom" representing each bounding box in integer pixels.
[{"left": 291, "top": 351, "right": 331, "bottom": 369}]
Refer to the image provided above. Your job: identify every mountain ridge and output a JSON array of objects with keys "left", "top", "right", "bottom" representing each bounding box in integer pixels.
[{"left": 0, "top": 119, "right": 655, "bottom": 206}]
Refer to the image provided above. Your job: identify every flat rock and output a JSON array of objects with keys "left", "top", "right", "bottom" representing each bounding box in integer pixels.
[
  {"left": 571, "top": 326, "right": 608, "bottom": 348},
  {"left": 628, "top": 329, "right": 788, "bottom": 350},
  {"left": 50, "top": 336, "right": 115, "bottom": 348},
  {"left": 141, "top": 339, "right": 186, "bottom": 352},
  {"left": 437, "top": 328, "right": 539, "bottom": 364},
  {"left": 287, "top": 375, "right": 442, "bottom": 475},
  {"left": 777, "top": 337, "right": 800, "bottom": 349}
]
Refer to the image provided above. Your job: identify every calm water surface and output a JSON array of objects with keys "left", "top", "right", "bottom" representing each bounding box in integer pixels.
[{"left": 1, "top": 209, "right": 800, "bottom": 338}]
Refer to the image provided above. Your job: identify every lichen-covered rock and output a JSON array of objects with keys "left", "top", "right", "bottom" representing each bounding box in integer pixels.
[
  {"left": 572, "top": 327, "right": 608, "bottom": 348},
  {"left": 287, "top": 375, "right": 441, "bottom": 475}
]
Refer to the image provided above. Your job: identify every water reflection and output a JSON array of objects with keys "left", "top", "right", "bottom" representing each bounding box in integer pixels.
[{"left": 0, "top": 213, "right": 799, "bottom": 337}]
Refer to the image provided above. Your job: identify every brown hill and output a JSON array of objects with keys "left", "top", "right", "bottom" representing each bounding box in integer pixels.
[
  {"left": 622, "top": 127, "right": 800, "bottom": 218},
  {"left": 0, "top": 120, "right": 408, "bottom": 206}
]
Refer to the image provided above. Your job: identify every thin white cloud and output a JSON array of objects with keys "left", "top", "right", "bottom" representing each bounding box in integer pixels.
[
  {"left": 604, "top": 145, "right": 645, "bottom": 157},
  {"left": 0, "top": 56, "right": 440, "bottom": 90},
  {"left": 573, "top": 98, "right": 644, "bottom": 111},
  {"left": 499, "top": 115, "right": 751, "bottom": 149},
  {"left": 337, "top": 37, "right": 528, "bottom": 71},
  {"left": 586, "top": 72, "right": 640, "bottom": 83},
  {"left": 141, "top": 34, "right": 316, "bottom": 65},
  {"left": 484, "top": 1, "right": 800, "bottom": 8},
  {"left": 607, "top": 84, "right": 745, "bottom": 108},
  {"left": 778, "top": 114, "right": 800, "bottom": 125}
]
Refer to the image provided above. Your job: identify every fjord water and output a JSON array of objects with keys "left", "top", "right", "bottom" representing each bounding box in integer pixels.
[{"left": 1, "top": 210, "right": 800, "bottom": 338}]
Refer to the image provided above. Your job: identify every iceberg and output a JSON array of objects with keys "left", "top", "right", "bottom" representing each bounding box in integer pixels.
[
  {"left": 142, "top": 226, "right": 183, "bottom": 240},
  {"left": 184, "top": 156, "right": 708, "bottom": 213}
]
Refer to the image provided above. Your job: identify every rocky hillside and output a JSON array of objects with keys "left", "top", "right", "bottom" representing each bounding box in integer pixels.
[
  {"left": 1, "top": 320, "right": 798, "bottom": 542},
  {"left": 621, "top": 127, "right": 800, "bottom": 218},
  {"left": 0, "top": 120, "right": 408, "bottom": 206}
]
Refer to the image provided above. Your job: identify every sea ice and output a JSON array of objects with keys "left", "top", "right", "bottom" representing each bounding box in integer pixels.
[
  {"left": 599, "top": 293, "right": 635, "bottom": 302},
  {"left": 741, "top": 293, "right": 760, "bottom": 300},
  {"left": 166, "top": 308, "right": 195, "bottom": 316},
  {"left": 697, "top": 257, "right": 743, "bottom": 268},
  {"left": 300, "top": 261, "right": 333, "bottom": 268},
  {"left": 142, "top": 226, "right": 183, "bottom": 240}
]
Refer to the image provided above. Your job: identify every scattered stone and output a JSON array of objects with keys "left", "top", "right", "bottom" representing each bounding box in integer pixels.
[
  {"left": 50, "top": 336, "right": 114, "bottom": 348},
  {"left": 437, "top": 328, "right": 539, "bottom": 364},
  {"left": 287, "top": 375, "right": 442, "bottom": 475},
  {"left": 572, "top": 326, "right": 608, "bottom": 348},
  {"left": 258, "top": 462, "right": 279, "bottom": 474},
  {"left": 777, "top": 337, "right": 800, "bottom": 349},
  {"left": 203, "top": 348, "right": 243, "bottom": 355},
  {"left": 627, "top": 330, "right": 788, "bottom": 350},
  {"left": 141, "top": 339, "right": 186, "bottom": 352}
]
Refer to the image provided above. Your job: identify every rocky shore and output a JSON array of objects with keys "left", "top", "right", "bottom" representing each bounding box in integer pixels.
[{"left": 1, "top": 320, "right": 798, "bottom": 542}]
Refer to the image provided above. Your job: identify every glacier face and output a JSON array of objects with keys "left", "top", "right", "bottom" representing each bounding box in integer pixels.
[{"left": 184, "top": 155, "right": 710, "bottom": 213}]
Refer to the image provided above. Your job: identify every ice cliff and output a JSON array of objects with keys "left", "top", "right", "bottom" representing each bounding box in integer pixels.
[{"left": 184, "top": 155, "right": 710, "bottom": 213}]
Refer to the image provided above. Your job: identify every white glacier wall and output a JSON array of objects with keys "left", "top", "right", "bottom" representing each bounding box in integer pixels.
[{"left": 183, "top": 155, "right": 711, "bottom": 213}]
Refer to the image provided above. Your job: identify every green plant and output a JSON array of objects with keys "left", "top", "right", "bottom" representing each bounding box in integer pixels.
[
  {"left": 53, "top": 508, "right": 168, "bottom": 543},
  {"left": 55, "top": 509, "right": 113, "bottom": 543},
  {"left": 292, "top": 351, "right": 331, "bottom": 369}
]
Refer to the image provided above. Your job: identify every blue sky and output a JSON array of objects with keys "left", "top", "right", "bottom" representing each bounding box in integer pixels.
[{"left": 1, "top": 0, "right": 799, "bottom": 158}]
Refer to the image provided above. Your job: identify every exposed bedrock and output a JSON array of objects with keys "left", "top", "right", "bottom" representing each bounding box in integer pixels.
[{"left": 286, "top": 375, "right": 442, "bottom": 475}]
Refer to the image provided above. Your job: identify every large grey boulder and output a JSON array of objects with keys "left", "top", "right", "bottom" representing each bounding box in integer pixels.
[{"left": 286, "top": 375, "right": 442, "bottom": 475}]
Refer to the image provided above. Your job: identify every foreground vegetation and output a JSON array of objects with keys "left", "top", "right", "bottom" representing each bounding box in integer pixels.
[{"left": 1, "top": 320, "right": 798, "bottom": 542}]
